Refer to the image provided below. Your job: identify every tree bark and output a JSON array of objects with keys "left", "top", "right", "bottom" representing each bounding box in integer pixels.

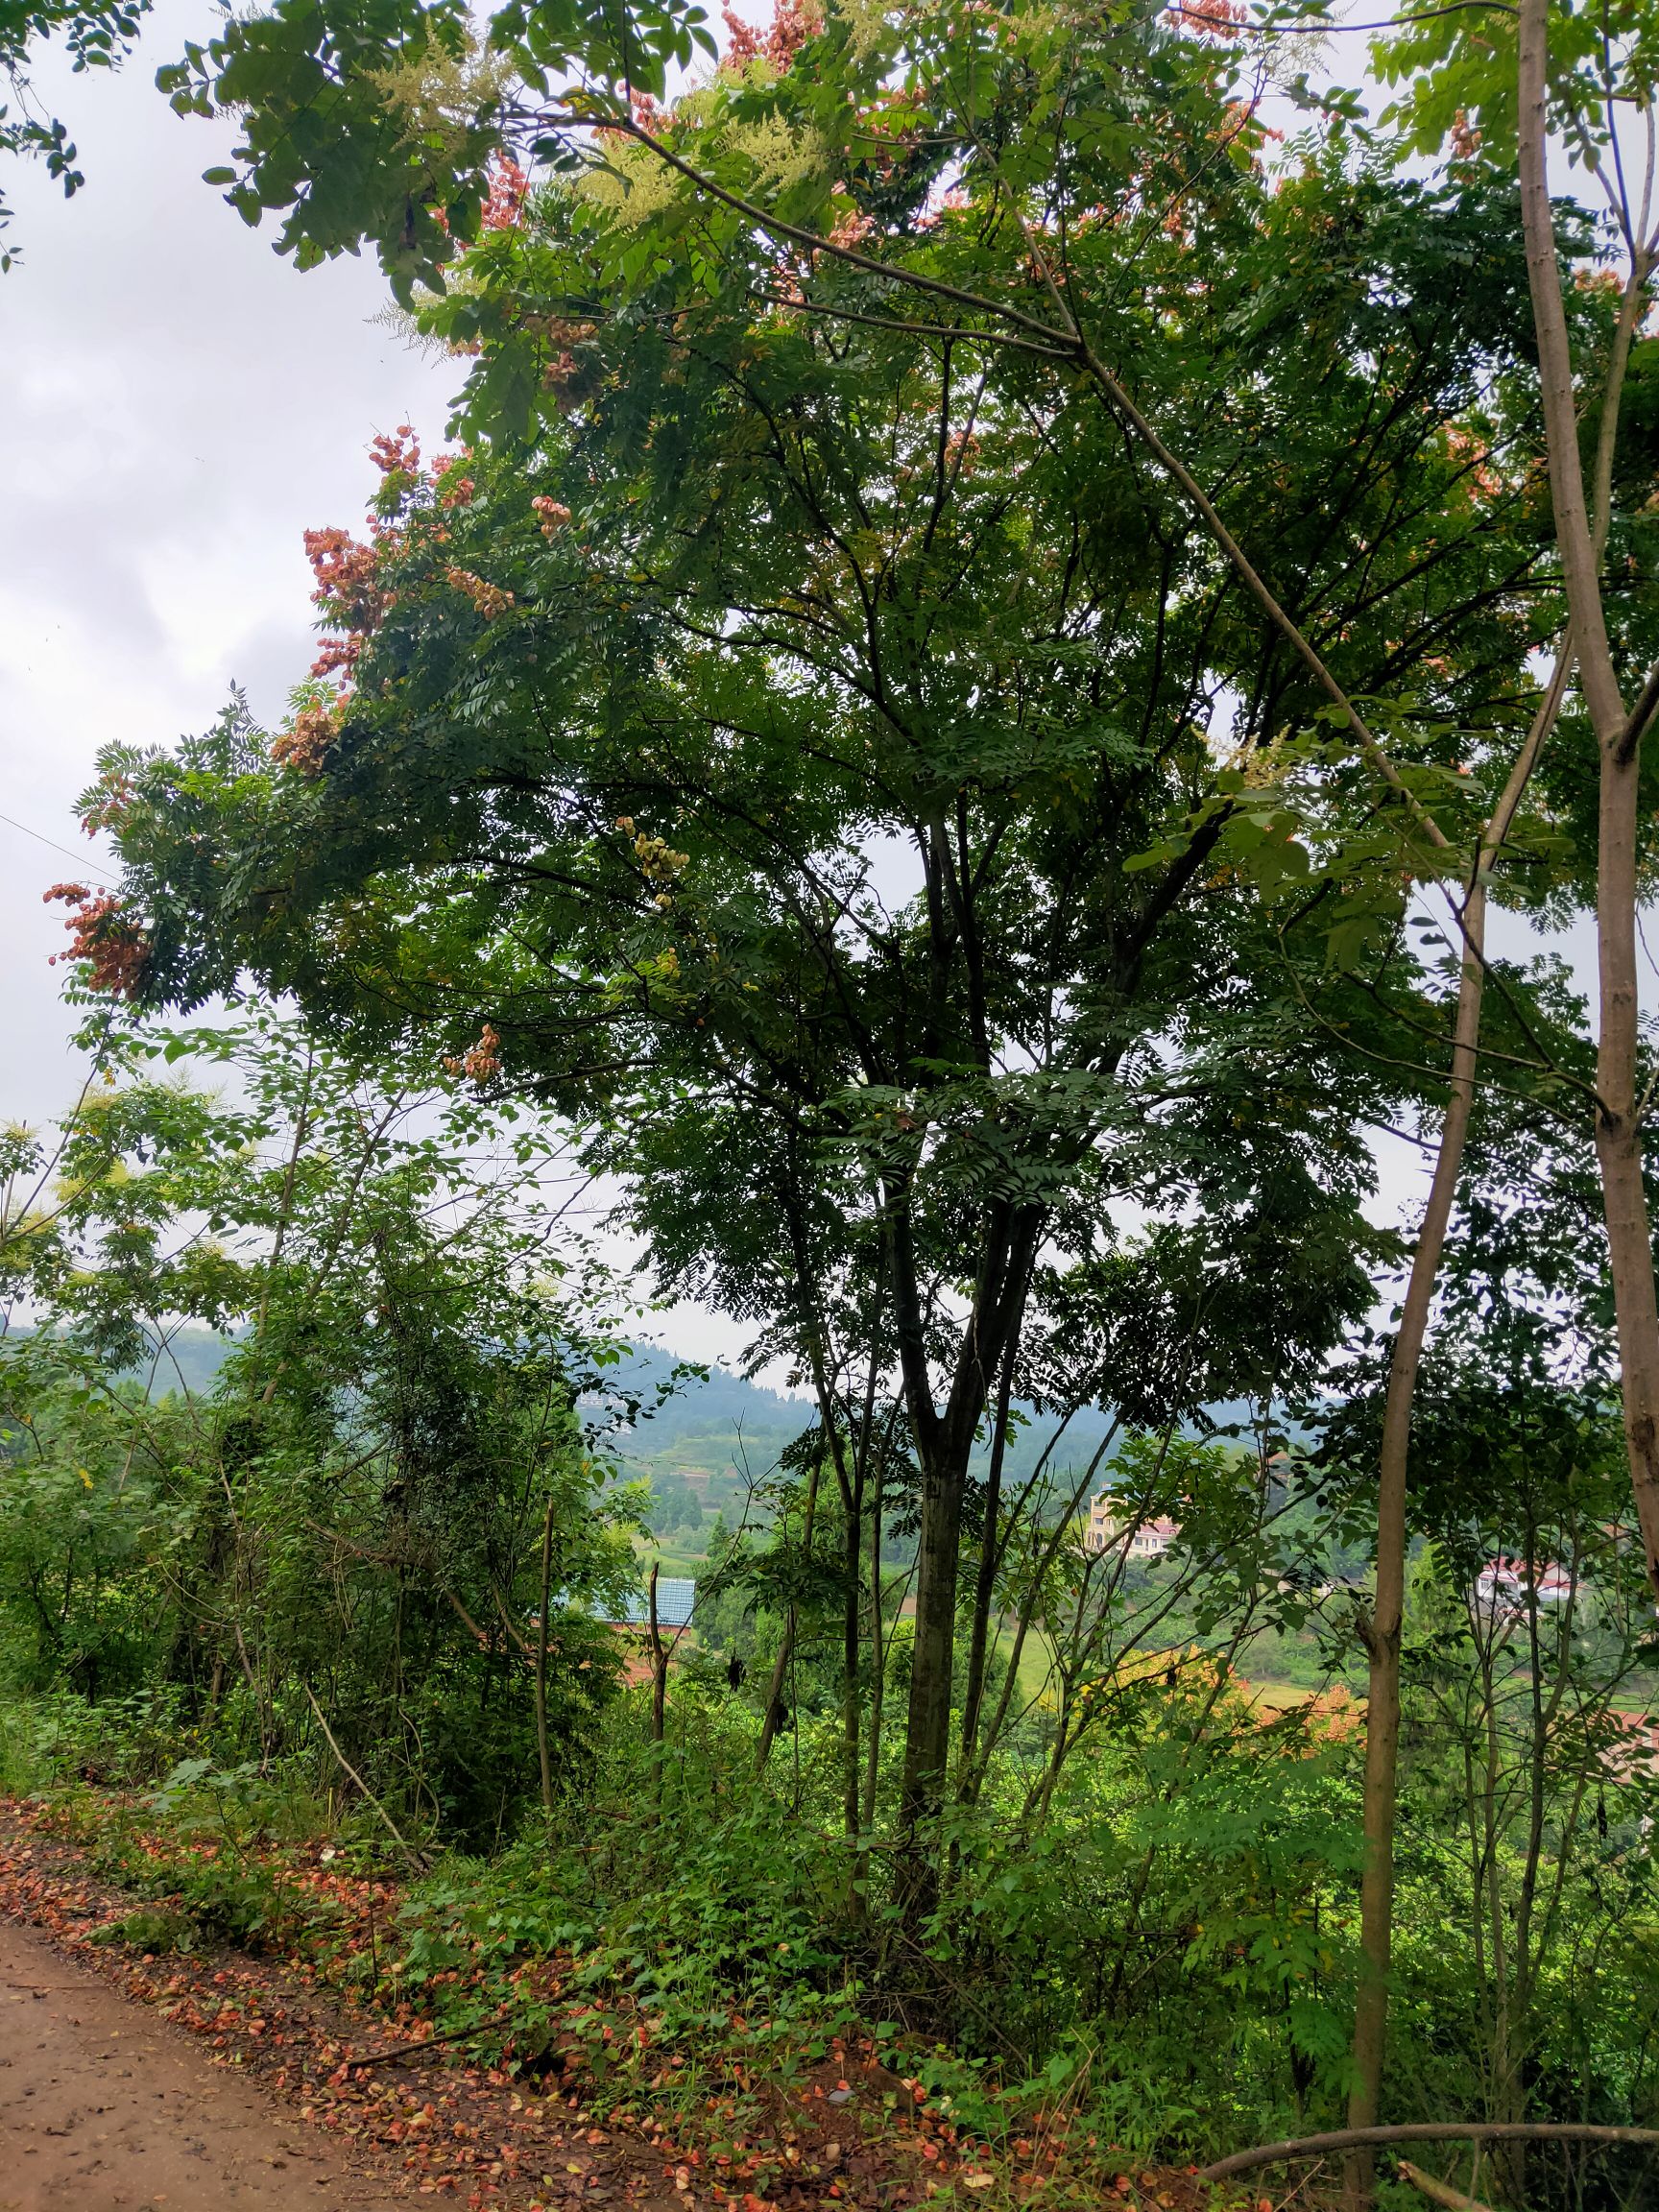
[
  {"left": 1395, "top": 2159, "right": 1498, "bottom": 2212},
  {"left": 892, "top": 1202, "right": 1042, "bottom": 1887},
  {"left": 843, "top": 1474, "right": 863, "bottom": 1843},
  {"left": 958, "top": 1329, "right": 1019, "bottom": 1788},
  {"left": 1204, "top": 2123, "right": 1659, "bottom": 2185},
  {"left": 862, "top": 1458, "right": 885, "bottom": 1845},
  {"left": 1518, "top": 0, "right": 1659, "bottom": 1603},
  {"left": 899, "top": 1443, "right": 966, "bottom": 1854},
  {"left": 1345, "top": 650, "right": 1568, "bottom": 2204}
]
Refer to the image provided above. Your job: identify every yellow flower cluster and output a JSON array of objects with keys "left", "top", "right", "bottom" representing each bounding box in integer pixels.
[
  {"left": 614, "top": 817, "right": 690, "bottom": 907},
  {"left": 444, "top": 566, "right": 515, "bottom": 620}
]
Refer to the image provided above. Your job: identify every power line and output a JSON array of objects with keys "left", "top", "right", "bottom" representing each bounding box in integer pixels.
[{"left": 0, "top": 808, "right": 117, "bottom": 888}]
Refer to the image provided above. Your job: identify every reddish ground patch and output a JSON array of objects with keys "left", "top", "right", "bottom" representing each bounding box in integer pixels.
[{"left": 0, "top": 1803, "right": 1220, "bottom": 2212}]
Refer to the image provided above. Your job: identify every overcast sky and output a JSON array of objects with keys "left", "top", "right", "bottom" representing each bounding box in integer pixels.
[{"left": 0, "top": 2, "right": 457, "bottom": 1118}]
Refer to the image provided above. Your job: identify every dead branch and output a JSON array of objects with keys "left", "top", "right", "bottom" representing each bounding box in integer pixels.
[
  {"left": 1397, "top": 2158, "right": 1498, "bottom": 2212},
  {"left": 1199, "top": 2124, "right": 1659, "bottom": 2182}
]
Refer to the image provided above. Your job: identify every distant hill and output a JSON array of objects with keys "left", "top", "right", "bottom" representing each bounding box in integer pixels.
[
  {"left": 594, "top": 1343, "right": 1127, "bottom": 1506},
  {"left": 127, "top": 1329, "right": 240, "bottom": 1397},
  {"left": 74, "top": 1328, "right": 1269, "bottom": 1519},
  {"left": 590, "top": 1344, "right": 807, "bottom": 1451},
  {"left": 582, "top": 1346, "right": 807, "bottom": 1513},
  {"left": 602, "top": 1353, "right": 1296, "bottom": 1557}
]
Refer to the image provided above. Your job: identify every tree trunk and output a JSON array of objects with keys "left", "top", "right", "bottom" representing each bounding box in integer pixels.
[
  {"left": 899, "top": 1442, "right": 967, "bottom": 1863},
  {"left": 1591, "top": 766, "right": 1659, "bottom": 1595},
  {"left": 842, "top": 1463, "right": 864, "bottom": 1848},
  {"left": 534, "top": 1494, "right": 557, "bottom": 1854},
  {"left": 1345, "top": 648, "right": 1568, "bottom": 2204},
  {"left": 1517, "top": 0, "right": 1659, "bottom": 1603},
  {"left": 862, "top": 1461, "right": 885, "bottom": 1847},
  {"left": 958, "top": 1331, "right": 1019, "bottom": 1788},
  {"left": 890, "top": 1201, "right": 1042, "bottom": 1904}
]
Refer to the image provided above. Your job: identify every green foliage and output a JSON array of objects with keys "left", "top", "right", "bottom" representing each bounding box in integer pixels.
[
  {"left": 17, "top": 1, "right": 1659, "bottom": 2178},
  {"left": 0, "top": 0, "right": 149, "bottom": 264},
  {"left": 80, "top": 35, "right": 1566, "bottom": 1825},
  {"left": 0, "top": 1370, "right": 196, "bottom": 1697},
  {"left": 9, "top": 1054, "right": 1659, "bottom": 2170},
  {"left": 0, "top": 1003, "right": 650, "bottom": 1846}
]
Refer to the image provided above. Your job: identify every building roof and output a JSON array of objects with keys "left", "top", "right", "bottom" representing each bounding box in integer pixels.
[
  {"left": 612, "top": 1577, "right": 697, "bottom": 1629},
  {"left": 1477, "top": 1555, "right": 1572, "bottom": 1586}
]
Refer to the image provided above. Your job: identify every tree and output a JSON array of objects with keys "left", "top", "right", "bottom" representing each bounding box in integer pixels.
[
  {"left": 21, "top": 0, "right": 1659, "bottom": 2159},
  {"left": 1369, "top": 0, "right": 1659, "bottom": 1613},
  {"left": 76, "top": 53, "right": 1561, "bottom": 1903},
  {"left": 1316, "top": 1070, "right": 1641, "bottom": 2198},
  {"left": 1, "top": 1000, "right": 647, "bottom": 1839},
  {"left": 0, "top": 0, "right": 151, "bottom": 265}
]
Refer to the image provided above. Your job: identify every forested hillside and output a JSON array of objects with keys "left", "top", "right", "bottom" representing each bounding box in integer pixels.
[
  {"left": 6, "top": 0, "right": 1659, "bottom": 2205},
  {"left": 82, "top": 1331, "right": 1122, "bottom": 1522}
]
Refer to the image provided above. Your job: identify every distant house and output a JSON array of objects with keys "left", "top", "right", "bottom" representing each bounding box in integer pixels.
[
  {"left": 1127, "top": 1518, "right": 1180, "bottom": 1561},
  {"left": 595, "top": 1578, "right": 697, "bottom": 1689},
  {"left": 601, "top": 1577, "right": 697, "bottom": 1631},
  {"left": 1085, "top": 1493, "right": 1180, "bottom": 1561},
  {"left": 1601, "top": 1711, "right": 1659, "bottom": 1781},
  {"left": 1472, "top": 1556, "right": 1575, "bottom": 1613},
  {"left": 1086, "top": 1492, "right": 1115, "bottom": 1553}
]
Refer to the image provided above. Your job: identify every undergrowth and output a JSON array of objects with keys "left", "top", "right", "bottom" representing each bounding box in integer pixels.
[
  {"left": 8, "top": 1671, "right": 1658, "bottom": 2212},
  {"left": 5, "top": 1693, "right": 1261, "bottom": 2180}
]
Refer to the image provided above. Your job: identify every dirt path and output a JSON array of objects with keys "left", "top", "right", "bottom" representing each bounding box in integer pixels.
[{"left": 0, "top": 1912, "right": 394, "bottom": 2211}]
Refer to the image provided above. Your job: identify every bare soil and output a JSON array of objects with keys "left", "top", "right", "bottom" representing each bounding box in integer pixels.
[
  {"left": 0, "top": 1909, "right": 389, "bottom": 2210},
  {"left": 0, "top": 1810, "right": 686, "bottom": 2212}
]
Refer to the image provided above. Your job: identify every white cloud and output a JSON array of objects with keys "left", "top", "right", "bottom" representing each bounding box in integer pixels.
[{"left": 0, "top": 0, "right": 455, "bottom": 1126}]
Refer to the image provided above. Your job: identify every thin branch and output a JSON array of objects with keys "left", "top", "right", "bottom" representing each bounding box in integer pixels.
[
  {"left": 1166, "top": 0, "right": 1519, "bottom": 23},
  {"left": 303, "top": 1681, "right": 419, "bottom": 1860},
  {"left": 1202, "top": 2124, "right": 1659, "bottom": 2183},
  {"left": 1615, "top": 658, "right": 1659, "bottom": 765}
]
